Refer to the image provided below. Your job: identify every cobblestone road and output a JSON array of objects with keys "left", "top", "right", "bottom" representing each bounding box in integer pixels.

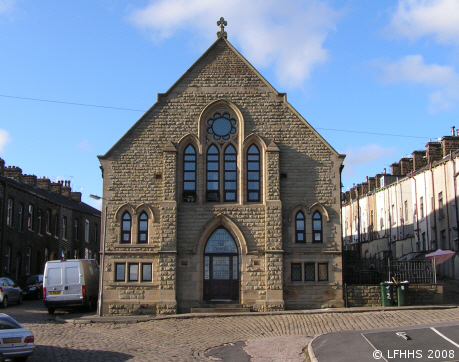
[{"left": 4, "top": 300, "right": 459, "bottom": 361}]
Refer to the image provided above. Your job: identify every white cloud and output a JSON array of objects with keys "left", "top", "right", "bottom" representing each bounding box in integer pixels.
[
  {"left": 77, "top": 139, "right": 93, "bottom": 152},
  {"left": 0, "top": 129, "right": 10, "bottom": 152},
  {"left": 127, "top": 0, "right": 344, "bottom": 88},
  {"left": 373, "top": 55, "right": 459, "bottom": 112},
  {"left": 343, "top": 144, "right": 397, "bottom": 179},
  {"left": 0, "top": 0, "right": 15, "bottom": 15},
  {"left": 388, "top": 0, "right": 459, "bottom": 44}
]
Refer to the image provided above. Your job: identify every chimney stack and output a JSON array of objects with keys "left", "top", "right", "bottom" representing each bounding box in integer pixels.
[
  {"left": 61, "top": 180, "right": 71, "bottom": 197},
  {"left": 37, "top": 177, "right": 51, "bottom": 190},
  {"left": 441, "top": 134, "right": 459, "bottom": 157},
  {"left": 400, "top": 157, "right": 413, "bottom": 175},
  {"left": 71, "top": 192, "right": 82, "bottom": 202},
  {"left": 0, "top": 158, "right": 4, "bottom": 176},
  {"left": 426, "top": 141, "right": 442, "bottom": 164},
  {"left": 4, "top": 166, "right": 22, "bottom": 181},
  {"left": 391, "top": 162, "right": 401, "bottom": 176},
  {"left": 22, "top": 174, "right": 37, "bottom": 186},
  {"left": 50, "top": 181, "right": 62, "bottom": 195},
  {"left": 412, "top": 150, "right": 427, "bottom": 171}
]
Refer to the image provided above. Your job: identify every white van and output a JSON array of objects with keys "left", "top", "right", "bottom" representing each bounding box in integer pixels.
[{"left": 43, "top": 259, "right": 99, "bottom": 314}]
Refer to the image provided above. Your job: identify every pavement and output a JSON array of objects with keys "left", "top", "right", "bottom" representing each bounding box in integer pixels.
[
  {"left": 51, "top": 304, "right": 459, "bottom": 362},
  {"left": 4, "top": 286, "right": 459, "bottom": 362}
]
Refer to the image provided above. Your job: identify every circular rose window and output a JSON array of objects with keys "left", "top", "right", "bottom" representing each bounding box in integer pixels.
[{"left": 207, "top": 113, "right": 237, "bottom": 140}]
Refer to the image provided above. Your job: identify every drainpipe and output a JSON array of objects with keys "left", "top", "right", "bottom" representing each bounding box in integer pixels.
[
  {"left": 453, "top": 153, "right": 459, "bottom": 252},
  {"left": 431, "top": 163, "right": 437, "bottom": 249},
  {"left": 423, "top": 171, "right": 429, "bottom": 251},
  {"left": 412, "top": 171, "right": 420, "bottom": 245},
  {"left": 1, "top": 180, "right": 5, "bottom": 276},
  {"left": 444, "top": 158, "right": 451, "bottom": 250},
  {"left": 357, "top": 187, "right": 361, "bottom": 259}
]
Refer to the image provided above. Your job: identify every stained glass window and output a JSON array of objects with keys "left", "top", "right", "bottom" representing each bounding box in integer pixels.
[
  {"left": 121, "top": 212, "right": 131, "bottom": 243},
  {"left": 318, "top": 263, "right": 328, "bottom": 281},
  {"left": 291, "top": 263, "right": 302, "bottom": 282},
  {"left": 213, "top": 257, "right": 230, "bottom": 279},
  {"left": 184, "top": 144, "right": 196, "bottom": 193},
  {"left": 313, "top": 211, "right": 323, "bottom": 243},
  {"left": 295, "top": 211, "right": 305, "bottom": 243},
  {"left": 207, "top": 113, "right": 237, "bottom": 140},
  {"left": 205, "top": 228, "right": 237, "bottom": 253},
  {"left": 138, "top": 212, "right": 148, "bottom": 244},
  {"left": 305, "top": 263, "right": 315, "bottom": 281},
  {"left": 224, "top": 144, "right": 237, "bottom": 201},
  {"left": 247, "top": 144, "right": 260, "bottom": 202},
  {"left": 207, "top": 145, "right": 219, "bottom": 201}
]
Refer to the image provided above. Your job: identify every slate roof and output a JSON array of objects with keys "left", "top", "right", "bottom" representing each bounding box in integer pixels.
[{"left": 0, "top": 175, "right": 101, "bottom": 217}]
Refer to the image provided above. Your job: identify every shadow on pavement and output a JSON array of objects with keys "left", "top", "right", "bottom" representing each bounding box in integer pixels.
[{"left": 27, "top": 345, "right": 133, "bottom": 361}]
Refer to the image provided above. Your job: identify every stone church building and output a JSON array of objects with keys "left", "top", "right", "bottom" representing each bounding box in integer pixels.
[{"left": 98, "top": 21, "right": 345, "bottom": 315}]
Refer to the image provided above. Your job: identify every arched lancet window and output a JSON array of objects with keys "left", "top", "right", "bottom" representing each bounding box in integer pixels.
[
  {"left": 138, "top": 212, "right": 148, "bottom": 244},
  {"left": 295, "top": 211, "right": 305, "bottom": 243},
  {"left": 121, "top": 212, "right": 131, "bottom": 244},
  {"left": 207, "top": 144, "right": 219, "bottom": 201},
  {"left": 183, "top": 144, "right": 197, "bottom": 202},
  {"left": 247, "top": 144, "right": 260, "bottom": 202},
  {"left": 224, "top": 144, "right": 237, "bottom": 202},
  {"left": 312, "top": 211, "right": 323, "bottom": 243}
]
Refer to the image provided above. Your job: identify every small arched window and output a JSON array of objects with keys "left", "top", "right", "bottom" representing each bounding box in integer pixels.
[
  {"left": 183, "top": 144, "right": 196, "bottom": 202},
  {"left": 247, "top": 144, "right": 260, "bottom": 202},
  {"left": 224, "top": 144, "right": 237, "bottom": 202},
  {"left": 121, "top": 212, "right": 131, "bottom": 244},
  {"left": 295, "top": 211, "right": 305, "bottom": 243},
  {"left": 138, "top": 212, "right": 148, "bottom": 244},
  {"left": 207, "top": 144, "right": 219, "bottom": 201},
  {"left": 312, "top": 211, "right": 323, "bottom": 243}
]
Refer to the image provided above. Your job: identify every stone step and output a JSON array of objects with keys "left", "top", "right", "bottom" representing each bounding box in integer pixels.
[{"left": 191, "top": 305, "right": 251, "bottom": 313}]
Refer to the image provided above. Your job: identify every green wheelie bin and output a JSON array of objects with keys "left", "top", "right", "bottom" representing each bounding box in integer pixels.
[
  {"left": 380, "top": 282, "right": 394, "bottom": 307},
  {"left": 396, "top": 281, "right": 409, "bottom": 306}
]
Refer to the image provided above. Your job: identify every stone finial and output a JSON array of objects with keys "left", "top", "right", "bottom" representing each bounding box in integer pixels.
[{"left": 217, "top": 17, "right": 227, "bottom": 39}]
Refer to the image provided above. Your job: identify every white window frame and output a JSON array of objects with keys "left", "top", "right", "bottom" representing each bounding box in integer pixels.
[
  {"left": 5, "top": 246, "right": 11, "bottom": 273},
  {"left": 7, "top": 199, "right": 13, "bottom": 227},
  {"left": 25, "top": 247, "right": 31, "bottom": 275},
  {"left": 85, "top": 219, "right": 89, "bottom": 243}
]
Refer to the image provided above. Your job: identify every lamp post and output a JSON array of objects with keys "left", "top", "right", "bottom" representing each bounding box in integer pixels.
[{"left": 89, "top": 194, "right": 107, "bottom": 317}]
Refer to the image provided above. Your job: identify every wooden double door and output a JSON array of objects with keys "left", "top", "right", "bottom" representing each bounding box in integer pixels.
[{"left": 204, "top": 254, "right": 239, "bottom": 301}]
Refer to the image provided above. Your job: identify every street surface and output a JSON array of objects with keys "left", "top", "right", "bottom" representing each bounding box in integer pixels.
[
  {"left": 3, "top": 300, "right": 459, "bottom": 361},
  {"left": 310, "top": 322, "right": 459, "bottom": 362}
]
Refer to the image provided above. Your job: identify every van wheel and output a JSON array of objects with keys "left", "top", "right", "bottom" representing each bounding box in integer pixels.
[
  {"left": 48, "top": 307, "right": 55, "bottom": 314},
  {"left": 1, "top": 296, "right": 8, "bottom": 308}
]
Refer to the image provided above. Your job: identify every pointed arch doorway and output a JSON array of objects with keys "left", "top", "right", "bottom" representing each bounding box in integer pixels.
[{"left": 204, "top": 227, "right": 239, "bottom": 302}]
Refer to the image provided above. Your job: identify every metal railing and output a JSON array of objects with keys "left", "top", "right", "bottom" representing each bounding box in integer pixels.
[{"left": 343, "top": 252, "right": 434, "bottom": 285}]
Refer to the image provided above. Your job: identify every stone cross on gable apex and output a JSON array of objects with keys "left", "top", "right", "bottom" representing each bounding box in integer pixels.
[{"left": 217, "top": 17, "right": 227, "bottom": 39}]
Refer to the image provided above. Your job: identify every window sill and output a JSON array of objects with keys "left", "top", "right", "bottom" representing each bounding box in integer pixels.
[{"left": 108, "top": 282, "right": 158, "bottom": 287}]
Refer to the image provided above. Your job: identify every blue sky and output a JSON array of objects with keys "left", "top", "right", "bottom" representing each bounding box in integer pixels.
[{"left": 1, "top": 0, "right": 459, "bottom": 210}]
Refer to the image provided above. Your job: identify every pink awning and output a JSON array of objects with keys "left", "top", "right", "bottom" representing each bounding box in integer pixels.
[{"left": 426, "top": 249, "right": 456, "bottom": 266}]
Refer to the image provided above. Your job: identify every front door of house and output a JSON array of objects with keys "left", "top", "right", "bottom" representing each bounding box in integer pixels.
[{"left": 204, "top": 228, "right": 239, "bottom": 302}]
